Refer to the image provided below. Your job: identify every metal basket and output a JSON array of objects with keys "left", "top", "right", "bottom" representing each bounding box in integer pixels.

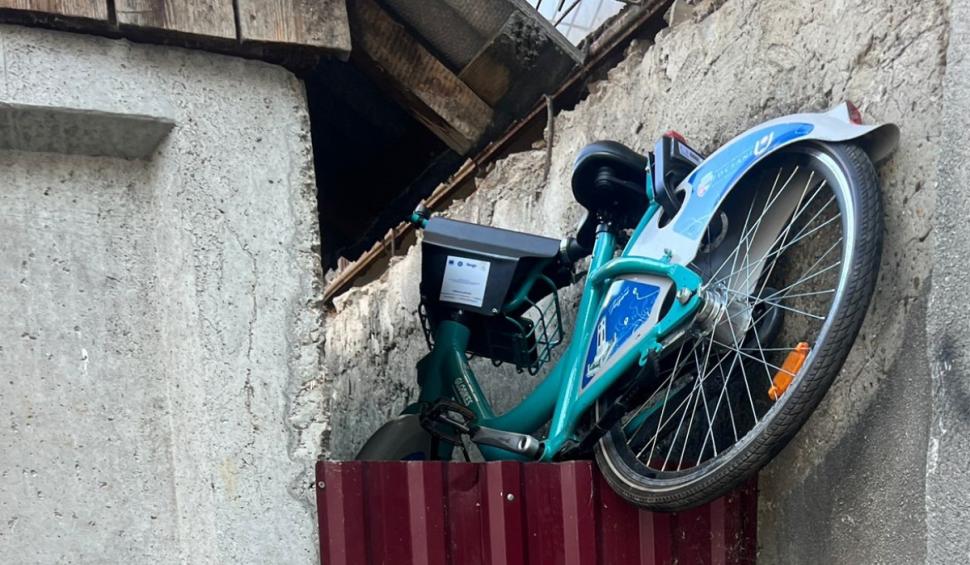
[{"left": 419, "top": 275, "right": 565, "bottom": 375}]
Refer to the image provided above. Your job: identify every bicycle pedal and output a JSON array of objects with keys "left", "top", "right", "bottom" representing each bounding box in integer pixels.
[{"left": 420, "top": 399, "right": 476, "bottom": 444}]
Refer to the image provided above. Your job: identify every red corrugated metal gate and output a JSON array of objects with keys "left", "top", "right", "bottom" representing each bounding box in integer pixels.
[{"left": 316, "top": 461, "right": 756, "bottom": 564}]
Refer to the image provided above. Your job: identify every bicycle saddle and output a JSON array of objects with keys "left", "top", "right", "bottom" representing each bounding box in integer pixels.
[{"left": 571, "top": 140, "right": 650, "bottom": 248}]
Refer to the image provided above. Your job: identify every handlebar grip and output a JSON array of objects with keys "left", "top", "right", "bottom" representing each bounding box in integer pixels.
[
  {"left": 560, "top": 237, "right": 591, "bottom": 265},
  {"left": 410, "top": 203, "right": 431, "bottom": 228}
]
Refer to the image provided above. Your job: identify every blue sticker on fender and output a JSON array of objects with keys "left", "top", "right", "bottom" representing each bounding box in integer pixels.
[
  {"left": 673, "top": 123, "right": 815, "bottom": 239},
  {"left": 582, "top": 281, "right": 660, "bottom": 389}
]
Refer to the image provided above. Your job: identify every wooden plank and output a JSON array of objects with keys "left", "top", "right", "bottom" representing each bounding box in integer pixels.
[
  {"left": 347, "top": 0, "right": 493, "bottom": 155},
  {"left": 0, "top": 1, "right": 108, "bottom": 20},
  {"left": 115, "top": 0, "right": 235, "bottom": 38},
  {"left": 237, "top": 0, "right": 351, "bottom": 55},
  {"left": 459, "top": 10, "right": 578, "bottom": 117}
]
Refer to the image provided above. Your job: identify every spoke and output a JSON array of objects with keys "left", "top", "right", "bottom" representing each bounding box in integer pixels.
[
  {"left": 719, "top": 360, "right": 739, "bottom": 442},
  {"left": 651, "top": 298, "right": 784, "bottom": 468},
  {"left": 748, "top": 311, "right": 779, "bottom": 390},
  {"left": 698, "top": 298, "right": 753, "bottom": 458},
  {"left": 698, "top": 373, "right": 719, "bottom": 458},
  {"left": 721, "top": 288, "right": 825, "bottom": 320},
  {"left": 625, "top": 339, "right": 693, "bottom": 429},
  {"left": 726, "top": 172, "right": 783, "bottom": 305},
  {"left": 641, "top": 333, "right": 755, "bottom": 466},
  {"left": 722, "top": 303, "right": 762, "bottom": 419},
  {"left": 662, "top": 381, "right": 697, "bottom": 471},
  {"left": 660, "top": 347, "right": 711, "bottom": 470},
  {"left": 710, "top": 173, "right": 836, "bottom": 292},
  {"left": 752, "top": 173, "right": 818, "bottom": 301},
  {"left": 733, "top": 345, "right": 810, "bottom": 352},
  {"left": 639, "top": 340, "right": 744, "bottom": 462},
  {"left": 663, "top": 313, "right": 724, "bottom": 471},
  {"left": 705, "top": 192, "right": 757, "bottom": 290},
  {"left": 770, "top": 288, "right": 836, "bottom": 300},
  {"left": 704, "top": 167, "right": 791, "bottom": 287},
  {"left": 714, "top": 207, "right": 840, "bottom": 291},
  {"left": 637, "top": 340, "right": 688, "bottom": 460},
  {"left": 716, "top": 237, "right": 842, "bottom": 331},
  {"left": 711, "top": 339, "right": 793, "bottom": 375},
  {"left": 765, "top": 259, "right": 843, "bottom": 302},
  {"left": 697, "top": 348, "right": 733, "bottom": 459},
  {"left": 715, "top": 304, "right": 777, "bottom": 392},
  {"left": 676, "top": 351, "right": 708, "bottom": 471},
  {"left": 637, "top": 380, "right": 698, "bottom": 460},
  {"left": 743, "top": 210, "right": 841, "bottom": 290},
  {"left": 687, "top": 324, "right": 754, "bottom": 467},
  {"left": 758, "top": 299, "right": 825, "bottom": 320}
]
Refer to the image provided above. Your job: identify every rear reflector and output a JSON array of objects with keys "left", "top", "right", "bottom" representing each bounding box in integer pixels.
[
  {"left": 769, "top": 342, "right": 810, "bottom": 401},
  {"left": 664, "top": 129, "right": 688, "bottom": 144},
  {"left": 846, "top": 101, "right": 864, "bottom": 125}
]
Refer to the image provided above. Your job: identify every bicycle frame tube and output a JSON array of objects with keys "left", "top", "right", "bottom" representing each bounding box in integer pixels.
[
  {"left": 415, "top": 321, "right": 495, "bottom": 421},
  {"left": 537, "top": 239, "right": 704, "bottom": 459},
  {"left": 478, "top": 226, "right": 619, "bottom": 432}
]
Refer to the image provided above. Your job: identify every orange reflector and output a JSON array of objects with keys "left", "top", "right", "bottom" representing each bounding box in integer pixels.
[{"left": 768, "top": 342, "right": 810, "bottom": 401}]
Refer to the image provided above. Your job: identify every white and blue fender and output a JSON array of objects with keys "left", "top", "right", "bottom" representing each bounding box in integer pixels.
[{"left": 581, "top": 102, "right": 899, "bottom": 390}]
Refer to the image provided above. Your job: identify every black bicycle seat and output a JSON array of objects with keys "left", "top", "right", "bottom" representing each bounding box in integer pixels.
[{"left": 571, "top": 140, "right": 650, "bottom": 247}]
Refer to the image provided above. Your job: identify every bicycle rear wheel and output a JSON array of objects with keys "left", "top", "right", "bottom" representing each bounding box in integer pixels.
[{"left": 595, "top": 141, "right": 883, "bottom": 511}]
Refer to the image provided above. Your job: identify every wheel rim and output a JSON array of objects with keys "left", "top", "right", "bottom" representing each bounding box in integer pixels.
[{"left": 602, "top": 144, "right": 857, "bottom": 488}]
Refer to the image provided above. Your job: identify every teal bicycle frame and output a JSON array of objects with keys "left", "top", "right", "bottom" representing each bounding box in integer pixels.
[{"left": 410, "top": 182, "right": 705, "bottom": 461}]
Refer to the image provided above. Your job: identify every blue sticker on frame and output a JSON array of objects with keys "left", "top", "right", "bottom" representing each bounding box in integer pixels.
[{"left": 582, "top": 280, "right": 660, "bottom": 389}]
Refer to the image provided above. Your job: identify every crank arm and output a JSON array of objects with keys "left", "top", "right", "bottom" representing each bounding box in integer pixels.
[{"left": 470, "top": 426, "right": 543, "bottom": 459}]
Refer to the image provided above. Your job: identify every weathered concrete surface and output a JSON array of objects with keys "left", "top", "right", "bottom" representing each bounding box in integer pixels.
[
  {"left": 322, "top": 0, "right": 953, "bottom": 561},
  {"left": 0, "top": 103, "right": 174, "bottom": 159},
  {"left": 0, "top": 25, "right": 323, "bottom": 564},
  {"left": 926, "top": 0, "right": 970, "bottom": 562}
]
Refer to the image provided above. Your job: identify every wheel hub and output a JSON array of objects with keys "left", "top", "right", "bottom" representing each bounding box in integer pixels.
[{"left": 697, "top": 283, "right": 754, "bottom": 344}]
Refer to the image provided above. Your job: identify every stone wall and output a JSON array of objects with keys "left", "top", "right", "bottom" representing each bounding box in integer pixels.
[
  {"left": 321, "top": 0, "right": 955, "bottom": 562},
  {"left": 0, "top": 26, "right": 323, "bottom": 564}
]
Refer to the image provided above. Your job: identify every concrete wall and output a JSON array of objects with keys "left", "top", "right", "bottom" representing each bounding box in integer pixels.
[
  {"left": 322, "top": 0, "right": 961, "bottom": 562},
  {"left": 0, "top": 25, "right": 324, "bottom": 564},
  {"left": 927, "top": 0, "right": 970, "bottom": 561}
]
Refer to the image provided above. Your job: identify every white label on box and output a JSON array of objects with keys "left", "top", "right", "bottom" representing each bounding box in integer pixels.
[{"left": 439, "top": 255, "right": 491, "bottom": 308}]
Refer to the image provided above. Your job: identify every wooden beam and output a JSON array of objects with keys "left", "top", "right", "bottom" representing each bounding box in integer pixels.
[
  {"left": 347, "top": 0, "right": 493, "bottom": 155},
  {"left": 237, "top": 0, "right": 351, "bottom": 55},
  {"left": 115, "top": 0, "right": 235, "bottom": 39},
  {"left": 0, "top": 1, "right": 107, "bottom": 20}
]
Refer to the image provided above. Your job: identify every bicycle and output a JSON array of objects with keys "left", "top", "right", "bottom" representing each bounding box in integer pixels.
[{"left": 357, "top": 102, "right": 899, "bottom": 511}]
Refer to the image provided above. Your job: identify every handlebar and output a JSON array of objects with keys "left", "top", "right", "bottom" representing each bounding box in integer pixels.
[{"left": 559, "top": 236, "right": 591, "bottom": 265}]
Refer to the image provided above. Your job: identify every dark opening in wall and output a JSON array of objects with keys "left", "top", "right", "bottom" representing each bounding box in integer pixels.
[
  {"left": 304, "top": 57, "right": 462, "bottom": 272},
  {"left": 303, "top": 0, "right": 671, "bottom": 302}
]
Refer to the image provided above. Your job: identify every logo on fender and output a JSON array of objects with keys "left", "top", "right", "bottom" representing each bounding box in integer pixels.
[
  {"left": 753, "top": 131, "right": 774, "bottom": 156},
  {"left": 696, "top": 172, "right": 714, "bottom": 198}
]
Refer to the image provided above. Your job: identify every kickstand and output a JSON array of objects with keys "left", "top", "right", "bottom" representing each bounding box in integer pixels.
[{"left": 458, "top": 437, "right": 472, "bottom": 462}]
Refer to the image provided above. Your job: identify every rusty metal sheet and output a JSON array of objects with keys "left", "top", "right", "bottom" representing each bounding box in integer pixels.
[{"left": 316, "top": 460, "right": 757, "bottom": 565}]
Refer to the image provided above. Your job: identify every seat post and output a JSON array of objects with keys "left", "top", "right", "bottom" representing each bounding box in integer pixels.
[{"left": 583, "top": 218, "right": 616, "bottom": 304}]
